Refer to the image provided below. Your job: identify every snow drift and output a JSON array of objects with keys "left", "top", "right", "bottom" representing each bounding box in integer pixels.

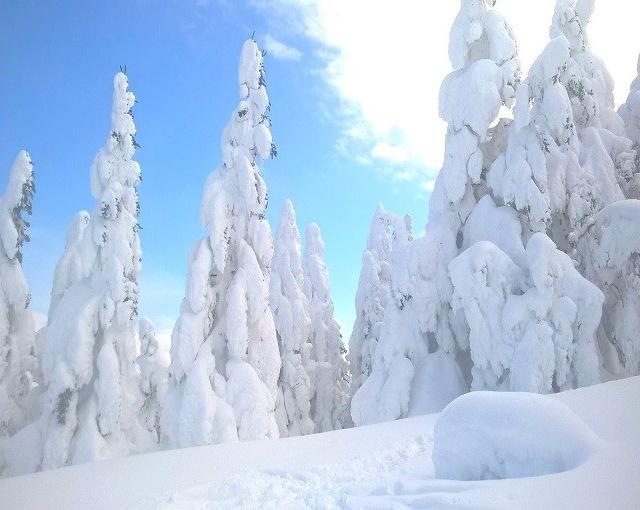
[{"left": 432, "top": 390, "right": 600, "bottom": 481}]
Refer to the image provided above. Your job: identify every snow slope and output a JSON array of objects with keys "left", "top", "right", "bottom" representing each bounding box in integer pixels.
[{"left": 1, "top": 377, "right": 638, "bottom": 509}]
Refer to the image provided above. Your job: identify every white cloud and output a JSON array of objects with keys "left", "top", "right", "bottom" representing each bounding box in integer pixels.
[
  {"left": 257, "top": 0, "right": 640, "bottom": 186},
  {"left": 264, "top": 34, "right": 302, "bottom": 61},
  {"left": 371, "top": 141, "right": 408, "bottom": 164}
]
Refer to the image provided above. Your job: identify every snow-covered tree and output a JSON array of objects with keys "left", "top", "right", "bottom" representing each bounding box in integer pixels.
[
  {"left": 303, "top": 223, "right": 350, "bottom": 432},
  {"left": 38, "top": 71, "right": 144, "bottom": 470},
  {"left": 449, "top": 227, "right": 603, "bottom": 393},
  {"left": 163, "top": 39, "right": 280, "bottom": 448},
  {"left": 48, "top": 211, "right": 91, "bottom": 321},
  {"left": 352, "top": 0, "right": 519, "bottom": 426},
  {"left": 348, "top": 204, "right": 412, "bottom": 397},
  {"left": 488, "top": 0, "right": 640, "bottom": 383},
  {"left": 270, "top": 200, "right": 313, "bottom": 437},
  {"left": 0, "top": 150, "right": 37, "bottom": 437},
  {"left": 136, "top": 317, "right": 167, "bottom": 445},
  {"left": 618, "top": 55, "right": 640, "bottom": 198}
]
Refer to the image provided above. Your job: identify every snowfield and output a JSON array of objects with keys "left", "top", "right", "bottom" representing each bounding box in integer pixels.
[{"left": 1, "top": 376, "right": 638, "bottom": 509}]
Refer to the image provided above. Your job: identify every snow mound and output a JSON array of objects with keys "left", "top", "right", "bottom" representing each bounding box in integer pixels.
[{"left": 432, "top": 390, "right": 600, "bottom": 481}]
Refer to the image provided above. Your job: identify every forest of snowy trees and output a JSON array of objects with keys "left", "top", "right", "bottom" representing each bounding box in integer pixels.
[{"left": 1, "top": 0, "right": 640, "bottom": 477}]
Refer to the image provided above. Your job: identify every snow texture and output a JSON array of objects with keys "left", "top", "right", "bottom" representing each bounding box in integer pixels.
[
  {"left": 163, "top": 39, "right": 281, "bottom": 448},
  {"left": 2, "top": 377, "right": 638, "bottom": 510}
]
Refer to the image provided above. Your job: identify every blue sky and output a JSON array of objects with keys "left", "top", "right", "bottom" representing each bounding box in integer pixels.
[
  {"left": 2, "top": 0, "right": 639, "bottom": 340},
  {"left": 0, "top": 0, "right": 432, "bottom": 338}
]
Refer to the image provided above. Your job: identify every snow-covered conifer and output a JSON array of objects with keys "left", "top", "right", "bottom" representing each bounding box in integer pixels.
[
  {"left": 0, "top": 151, "right": 37, "bottom": 437},
  {"left": 618, "top": 56, "right": 640, "bottom": 198},
  {"left": 48, "top": 211, "right": 91, "bottom": 321},
  {"left": 578, "top": 200, "right": 640, "bottom": 377},
  {"left": 163, "top": 39, "right": 280, "bottom": 448},
  {"left": 486, "top": 1, "right": 640, "bottom": 384},
  {"left": 303, "top": 223, "right": 350, "bottom": 432},
  {"left": 38, "top": 72, "right": 144, "bottom": 470},
  {"left": 352, "top": 0, "right": 519, "bottom": 426},
  {"left": 270, "top": 200, "right": 313, "bottom": 437},
  {"left": 136, "top": 318, "right": 167, "bottom": 444},
  {"left": 348, "top": 204, "right": 412, "bottom": 397}
]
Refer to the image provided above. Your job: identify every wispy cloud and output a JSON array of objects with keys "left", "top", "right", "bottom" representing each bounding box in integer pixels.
[
  {"left": 251, "top": 0, "right": 640, "bottom": 188},
  {"left": 264, "top": 34, "right": 302, "bottom": 61}
]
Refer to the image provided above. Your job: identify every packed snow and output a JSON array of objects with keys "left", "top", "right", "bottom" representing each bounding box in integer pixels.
[{"left": 0, "top": 377, "right": 637, "bottom": 509}]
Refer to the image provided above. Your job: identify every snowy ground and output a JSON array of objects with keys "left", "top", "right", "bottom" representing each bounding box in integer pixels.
[{"left": 1, "top": 377, "right": 638, "bottom": 509}]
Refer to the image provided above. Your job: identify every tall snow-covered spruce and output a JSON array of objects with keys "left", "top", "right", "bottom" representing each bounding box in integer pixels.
[
  {"left": 0, "top": 151, "right": 37, "bottom": 437},
  {"left": 348, "top": 204, "right": 412, "bottom": 397},
  {"left": 351, "top": 0, "right": 629, "bottom": 428},
  {"left": 303, "top": 223, "right": 350, "bottom": 432},
  {"left": 352, "top": 0, "right": 519, "bottom": 426},
  {"left": 38, "top": 71, "right": 144, "bottom": 470},
  {"left": 270, "top": 200, "right": 313, "bottom": 437},
  {"left": 488, "top": 0, "right": 640, "bottom": 382},
  {"left": 163, "top": 39, "right": 281, "bottom": 447}
]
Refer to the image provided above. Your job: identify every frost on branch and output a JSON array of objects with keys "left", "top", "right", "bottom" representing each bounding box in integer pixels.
[
  {"left": 164, "top": 39, "right": 280, "bottom": 448},
  {"left": 0, "top": 150, "right": 37, "bottom": 438},
  {"left": 270, "top": 200, "right": 314, "bottom": 437}
]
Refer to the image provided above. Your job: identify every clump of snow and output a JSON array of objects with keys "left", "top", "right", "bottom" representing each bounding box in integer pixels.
[{"left": 432, "top": 390, "right": 600, "bottom": 481}]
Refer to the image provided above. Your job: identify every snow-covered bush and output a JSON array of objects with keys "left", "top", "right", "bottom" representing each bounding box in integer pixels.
[
  {"left": 37, "top": 71, "right": 144, "bottom": 470},
  {"left": 163, "top": 39, "right": 280, "bottom": 448},
  {"left": 0, "top": 150, "right": 37, "bottom": 437},
  {"left": 270, "top": 200, "right": 314, "bottom": 437},
  {"left": 432, "top": 390, "right": 599, "bottom": 480},
  {"left": 348, "top": 204, "right": 412, "bottom": 397},
  {"left": 303, "top": 223, "right": 350, "bottom": 431},
  {"left": 136, "top": 317, "right": 167, "bottom": 445}
]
